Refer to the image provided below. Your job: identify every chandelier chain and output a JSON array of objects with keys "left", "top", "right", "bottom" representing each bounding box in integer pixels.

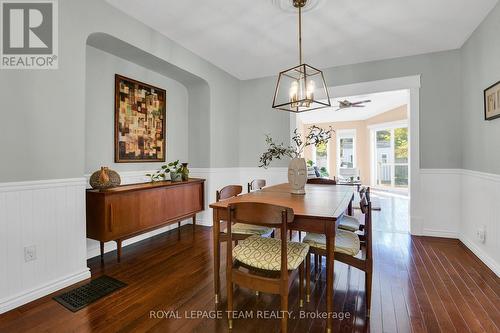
[{"left": 298, "top": 4, "right": 303, "bottom": 64}]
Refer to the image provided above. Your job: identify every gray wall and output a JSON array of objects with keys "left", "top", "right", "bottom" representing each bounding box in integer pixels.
[
  {"left": 85, "top": 46, "right": 189, "bottom": 174},
  {"left": 0, "top": 0, "right": 240, "bottom": 182},
  {"left": 1, "top": 0, "right": 498, "bottom": 183},
  {"left": 461, "top": 2, "right": 500, "bottom": 174},
  {"left": 238, "top": 50, "right": 462, "bottom": 169}
]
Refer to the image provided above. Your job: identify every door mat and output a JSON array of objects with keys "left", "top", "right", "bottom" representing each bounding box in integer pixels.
[{"left": 53, "top": 275, "right": 126, "bottom": 312}]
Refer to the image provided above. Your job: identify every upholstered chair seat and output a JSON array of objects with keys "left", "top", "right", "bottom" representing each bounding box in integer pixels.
[
  {"left": 233, "top": 235, "right": 309, "bottom": 271},
  {"left": 223, "top": 223, "right": 274, "bottom": 236},
  {"left": 303, "top": 230, "right": 360, "bottom": 256},
  {"left": 338, "top": 215, "right": 362, "bottom": 232}
]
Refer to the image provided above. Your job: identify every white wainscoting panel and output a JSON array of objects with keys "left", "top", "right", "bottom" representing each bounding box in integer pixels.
[
  {"left": 419, "top": 169, "right": 462, "bottom": 238},
  {"left": 0, "top": 178, "right": 90, "bottom": 314},
  {"left": 460, "top": 169, "right": 500, "bottom": 276}
]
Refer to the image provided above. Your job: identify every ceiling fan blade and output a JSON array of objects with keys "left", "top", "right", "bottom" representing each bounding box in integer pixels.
[
  {"left": 352, "top": 105, "right": 365, "bottom": 107},
  {"left": 351, "top": 100, "right": 372, "bottom": 105}
]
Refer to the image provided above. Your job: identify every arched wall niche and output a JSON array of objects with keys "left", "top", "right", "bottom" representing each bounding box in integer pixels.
[{"left": 85, "top": 32, "right": 211, "bottom": 173}]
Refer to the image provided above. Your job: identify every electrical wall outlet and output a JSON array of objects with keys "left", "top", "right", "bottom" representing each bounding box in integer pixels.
[
  {"left": 24, "top": 245, "right": 37, "bottom": 262},
  {"left": 476, "top": 227, "right": 486, "bottom": 244}
]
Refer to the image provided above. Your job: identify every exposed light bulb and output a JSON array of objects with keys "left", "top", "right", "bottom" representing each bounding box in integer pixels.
[
  {"left": 306, "top": 80, "right": 315, "bottom": 100},
  {"left": 290, "top": 81, "right": 299, "bottom": 108}
]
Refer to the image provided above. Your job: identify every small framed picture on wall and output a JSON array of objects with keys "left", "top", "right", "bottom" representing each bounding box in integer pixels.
[{"left": 484, "top": 80, "right": 500, "bottom": 121}]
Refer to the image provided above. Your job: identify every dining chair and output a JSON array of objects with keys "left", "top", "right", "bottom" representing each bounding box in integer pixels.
[
  {"left": 247, "top": 179, "right": 266, "bottom": 193},
  {"left": 305, "top": 177, "right": 360, "bottom": 274},
  {"left": 226, "top": 202, "right": 309, "bottom": 332},
  {"left": 303, "top": 190, "right": 373, "bottom": 316},
  {"left": 337, "top": 187, "right": 369, "bottom": 235},
  {"left": 216, "top": 185, "right": 274, "bottom": 240}
]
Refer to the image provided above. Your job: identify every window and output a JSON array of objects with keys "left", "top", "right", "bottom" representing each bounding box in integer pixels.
[
  {"left": 312, "top": 142, "right": 329, "bottom": 177},
  {"left": 371, "top": 123, "right": 408, "bottom": 188},
  {"left": 336, "top": 130, "right": 356, "bottom": 176}
]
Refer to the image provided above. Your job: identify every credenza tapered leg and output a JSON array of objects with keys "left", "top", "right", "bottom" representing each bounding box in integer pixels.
[
  {"left": 116, "top": 239, "right": 122, "bottom": 263},
  {"left": 100, "top": 241, "right": 104, "bottom": 262},
  {"left": 192, "top": 214, "right": 196, "bottom": 232}
]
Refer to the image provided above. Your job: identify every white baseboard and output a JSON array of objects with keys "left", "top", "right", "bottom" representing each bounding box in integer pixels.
[
  {"left": 421, "top": 228, "right": 459, "bottom": 239},
  {"left": 460, "top": 235, "right": 500, "bottom": 277},
  {"left": 0, "top": 269, "right": 90, "bottom": 314}
]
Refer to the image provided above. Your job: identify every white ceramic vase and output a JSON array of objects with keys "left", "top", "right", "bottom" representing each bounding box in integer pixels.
[{"left": 288, "top": 157, "right": 307, "bottom": 195}]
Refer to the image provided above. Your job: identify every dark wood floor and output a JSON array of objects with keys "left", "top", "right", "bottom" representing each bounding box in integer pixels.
[{"left": 0, "top": 225, "right": 499, "bottom": 333}]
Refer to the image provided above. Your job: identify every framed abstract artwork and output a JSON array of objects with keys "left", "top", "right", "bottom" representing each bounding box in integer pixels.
[
  {"left": 115, "top": 74, "right": 166, "bottom": 162},
  {"left": 484, "top": 80, "right": 500, "bottom": 121}
]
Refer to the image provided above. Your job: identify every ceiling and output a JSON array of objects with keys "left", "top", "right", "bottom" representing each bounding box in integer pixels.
[
  {"left": 298, "top": 90, "right": 408, "bottom": 124},
  {"left": 106, "top": 0, "right": 498, "bottom": 80}
]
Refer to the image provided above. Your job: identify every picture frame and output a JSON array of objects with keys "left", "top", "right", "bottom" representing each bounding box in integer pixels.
[
  {"left": 114, "top": 74, "right": 166, "bottom": 163},
  {"left": 484, "top": 80, "right": 500, "bottom": 121}
]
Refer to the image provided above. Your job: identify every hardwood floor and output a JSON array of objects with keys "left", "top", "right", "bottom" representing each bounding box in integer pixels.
[{"left": 0, "top": 225, "right": 499, "bottom": 333}]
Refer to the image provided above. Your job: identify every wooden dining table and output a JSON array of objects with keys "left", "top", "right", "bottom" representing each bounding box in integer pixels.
[{"left": 209, "top": 183, "right": 355, "bottom": 333}]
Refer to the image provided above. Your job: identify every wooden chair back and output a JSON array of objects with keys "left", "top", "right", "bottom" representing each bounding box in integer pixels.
[
  {"left": 360, "top": 189, "right": 372, "bottom": 261},
  {"left": 247, "top": 179, "right": 266, "bottom": 193},
  {"left": 306, "top": 177, "right": 337, "bottom": 185},
  {"left": 228, "top": 202, "right": 294, "bottom": 227},
  {"left": 216, "top": 185, "right": 243, "bottom": 202}
]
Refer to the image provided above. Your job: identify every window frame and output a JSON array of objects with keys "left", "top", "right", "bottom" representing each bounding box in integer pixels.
[{"left": 336, "top": 129, "right": 357, "bottom": 176}]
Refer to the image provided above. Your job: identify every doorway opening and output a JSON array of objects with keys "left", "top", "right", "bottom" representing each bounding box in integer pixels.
[{"left": 295, "top": 86, "right": 413, "bottom": 234}]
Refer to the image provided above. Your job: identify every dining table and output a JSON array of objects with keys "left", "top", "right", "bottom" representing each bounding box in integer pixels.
[{"left": 209, "top": 182, "right": 355, "bottom": 333}]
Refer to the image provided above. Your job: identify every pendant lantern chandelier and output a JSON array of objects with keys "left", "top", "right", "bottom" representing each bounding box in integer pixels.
[{"left": 272, "top": 0, "right": 331, "bottom": 113}]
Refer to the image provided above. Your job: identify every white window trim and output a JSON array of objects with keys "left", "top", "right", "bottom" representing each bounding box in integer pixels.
[
  {"left": 368, "top": 120, "right": 408, "bottom": 131},
  {"left": 336, "top": 129, "right": 357, "bottom": 176}
]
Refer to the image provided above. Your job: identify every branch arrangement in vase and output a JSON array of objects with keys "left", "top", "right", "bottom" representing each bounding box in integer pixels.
[{"left": 259, "top": 125, "right": 334, "bottom": 168}]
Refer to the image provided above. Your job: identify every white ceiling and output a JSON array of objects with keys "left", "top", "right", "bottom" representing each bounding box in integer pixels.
[
  {"left": 106, "top": 0, "right": 498, "bottom": 80},
  {"left": 298, "top": 90, "right": 408, "bottom": 124}
]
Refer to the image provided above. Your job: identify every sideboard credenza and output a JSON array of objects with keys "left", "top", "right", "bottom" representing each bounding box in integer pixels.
[{"left": 86, "top": 178, "right": 205, "bottom": 262}]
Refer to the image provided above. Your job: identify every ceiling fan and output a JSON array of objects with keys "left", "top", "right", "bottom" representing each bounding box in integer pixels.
[{"left": 334, "top": 99, "right": 371, "bottom": 111}]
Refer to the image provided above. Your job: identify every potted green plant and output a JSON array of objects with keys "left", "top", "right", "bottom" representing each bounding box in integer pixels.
[{"left": 146, "top": 160, "right": 183, "bottom": 182}]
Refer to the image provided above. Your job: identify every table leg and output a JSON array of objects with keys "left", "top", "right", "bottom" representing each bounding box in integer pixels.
[
  {"left": 325, "top": 221, "right": 335, "bottom": 333},
  {"left": 213, "top": 209, "right": 220, "bottom": 304},
  {"left": 116, "top": 239, "right": 122, "bottom": 263},
  {"left": 100, "top": 241, "right": 104, "bottom": 263}
]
